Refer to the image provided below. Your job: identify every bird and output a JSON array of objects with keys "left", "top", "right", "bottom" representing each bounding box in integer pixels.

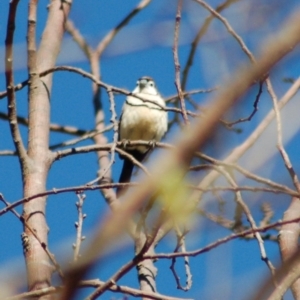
[{"left": 117, "top": 76, "right": 168, "bottom": 196}]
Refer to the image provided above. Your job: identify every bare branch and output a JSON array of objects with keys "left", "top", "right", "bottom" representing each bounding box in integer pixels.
[
  {"left": 171, "top": 227, "right": 192, "bottom": 291},
  {"left": 96, "top": 0, "right": 152, "bottom": 57},
  {"left": 182, "top": 0, "right": 239, "bottom": 89},
  {"left": 193, "top": 0, "right": 256, "bottom": 64},
  {"left": 222, "top": 81, "right": 263, "bottom": 127},
  {"left": 173, "top": 0, "right": 189, "bottom": 125},
  {"left": 4, "top": 0, "right": 27, "bottom": 160}
]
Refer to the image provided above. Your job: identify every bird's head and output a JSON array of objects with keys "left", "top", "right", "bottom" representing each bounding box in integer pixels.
[{"left": 133, "top": 76, "right": 158, "bottom": 95}]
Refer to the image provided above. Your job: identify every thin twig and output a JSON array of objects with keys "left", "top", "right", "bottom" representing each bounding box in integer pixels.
[
  {"left": 193, "top": 0, "right": 256, "bottom": 64},
  {"left": 173, "top": 0, "right": 189, "bottom": 125},
  {"left": 171, "top": 227, "right": 192, "bottom": 291},
  {"left": 96, "top": 0, "right": 152, "bottom": 57},
  {"left": 0, "top": 150, "right": 16, "bottom": 156},
  {"left": 73, "top": 192, "right": 86, "bottom": 262},
  {"left": 0, "top": 78, "right": 29, "bottom": 100},
  {"left": 222, "top": 81, "right": 263, "bottom": 127},
  {"left": 182, "top": 0, "right": 240, "bottom": 89}
]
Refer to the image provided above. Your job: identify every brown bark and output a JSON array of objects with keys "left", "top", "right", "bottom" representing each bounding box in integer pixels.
[{"left": 22, "top": 0, "right": 72, "bottom": 296}]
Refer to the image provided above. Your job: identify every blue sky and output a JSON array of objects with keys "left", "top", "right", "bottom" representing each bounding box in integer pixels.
[{"left": 1, "top": 1, "right": 300, "bottom": 299}]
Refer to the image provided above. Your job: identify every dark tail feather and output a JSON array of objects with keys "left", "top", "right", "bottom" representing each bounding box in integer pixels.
[
  {"left": 117, "top": 150, "right": 147, "bottom": 197},
  {"left": 117, "top": 158, "right": 134, "bottom": 197}
]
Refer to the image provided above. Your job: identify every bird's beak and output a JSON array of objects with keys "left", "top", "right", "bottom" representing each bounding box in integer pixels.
[{"left": 139, "top": 79, "right": 148, "bottom": 88}]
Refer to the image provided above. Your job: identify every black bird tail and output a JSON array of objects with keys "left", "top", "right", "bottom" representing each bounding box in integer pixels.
[
  {"left": 117, "top": 158, "right": 134, "bottom": 197},
  {"left": 117, "top": 150, "right": 147, "bottom": 197}
]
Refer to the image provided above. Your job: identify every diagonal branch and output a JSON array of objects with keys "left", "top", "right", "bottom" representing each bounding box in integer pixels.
[
  {"left": 96, "top": 0, "right": 152, "bottom": 57},
  {"left": 182, "top": 0, "right": 240, "bottom": 89}
]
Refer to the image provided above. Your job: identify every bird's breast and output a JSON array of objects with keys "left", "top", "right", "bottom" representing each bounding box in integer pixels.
[{"left": 120, "top": 104, "right": 167, "bottom": 153}]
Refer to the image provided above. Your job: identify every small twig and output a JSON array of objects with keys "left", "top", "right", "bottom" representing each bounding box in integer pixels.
[
  {"left": 222, "top": 81, "right": 263, "bottom": 127},
  {"left": 0, "top": 150, "right": 16, "bottom": 156},
  {"left": 182, "top": 0, "right": 239, "bottom": 89},
  {"left": 0, "top": 78, "right": 29, "bottom": 100},
  {"left": 193, "top": 0, "right": 256, "bottom": 64},
  {"left": 96, "top": 0, "right": 152, "bottom": 57},
  {"left": 73, "top": 192, "right": 86, "bottom": 262},
  {"left": 170, "top": 227, "right": 192, "bottom": 291},
  {"left": 173, "top": 0, "right": 189, "bottom": 125}
]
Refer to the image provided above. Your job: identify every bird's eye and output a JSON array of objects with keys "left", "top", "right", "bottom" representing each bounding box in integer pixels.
[{"left": 149, "top": 82, "right": 154, "bottom": 87}]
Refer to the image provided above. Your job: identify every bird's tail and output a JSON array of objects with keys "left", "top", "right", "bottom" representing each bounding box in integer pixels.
[
  {"left": 117, "top": 150, "right": 146, "bottom": 197},
  {"left": 117, "top": 158, "right": 134, "bottom": 197}
]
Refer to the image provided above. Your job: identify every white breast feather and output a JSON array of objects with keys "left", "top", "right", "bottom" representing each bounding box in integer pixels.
[{"left": 120, "top": 92, "right": 168, "bottom": 153}]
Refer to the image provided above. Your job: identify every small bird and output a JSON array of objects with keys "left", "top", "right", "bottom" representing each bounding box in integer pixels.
[{"left": 117, "top": 76, "right": 168, "bottom": 196}]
